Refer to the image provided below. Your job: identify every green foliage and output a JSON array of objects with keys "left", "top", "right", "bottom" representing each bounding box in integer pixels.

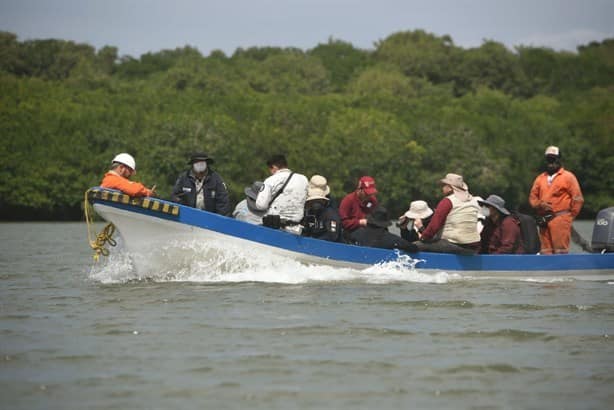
[
  {"left": 375, "top": 30, "right": 460, "bottom": 83},
  {"left": 308, "top": 38, "right": 373, "bottom": 91},
  {"left": 0, "top": 31, "right": 612, "bottom": 219},
  {"left": 454, "top": 41, "right": 527, "bottom": 96}
]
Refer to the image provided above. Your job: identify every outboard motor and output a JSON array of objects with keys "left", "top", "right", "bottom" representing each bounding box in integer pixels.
[{"left": 591, "top": 207, "right": 614, "bottom": 253}]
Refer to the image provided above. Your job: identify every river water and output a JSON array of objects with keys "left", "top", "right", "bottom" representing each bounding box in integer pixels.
[{"left": 1, "top": 222, "right": 613, "bottom": 410}]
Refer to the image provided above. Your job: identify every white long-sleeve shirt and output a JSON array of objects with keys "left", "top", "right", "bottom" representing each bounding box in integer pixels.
[{"left": 255, "top": 168, "right": 308, "bottom": 222}]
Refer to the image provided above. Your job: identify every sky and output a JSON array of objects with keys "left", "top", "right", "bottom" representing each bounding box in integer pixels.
[{"left": 1, "top": 0, "right": 613, "bottom": 58}]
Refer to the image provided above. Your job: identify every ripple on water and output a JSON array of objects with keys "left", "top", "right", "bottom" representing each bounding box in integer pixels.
[
  {"left": 378, "top": 299, "right": 476, "bottom": 309},
  {"left": 432, "top": 328, "right": 556, "bottom": 342},
  {"left": 442, "top": 363, "right": 527, "bottom": 374}
]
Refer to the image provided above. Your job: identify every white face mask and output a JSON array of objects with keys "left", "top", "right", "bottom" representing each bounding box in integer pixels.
[
  {"left": 481, "top": 206, "right": 490, "bottom": 218},
  {"left": 193, "top": 161, "right": 207, "bottom": 173}
]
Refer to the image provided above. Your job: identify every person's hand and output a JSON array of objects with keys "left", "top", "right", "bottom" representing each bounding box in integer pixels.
[
  {"left": 538, "top": 201, "right": 553, "bottom": 212},
  {"left": 359, "top": 218, "right": 367, "bottom": 226},
  {"left": 414, "top": 218, "right": 423, "bottom": 230},
  {"left": 147, "top": 185, "right": 157, "bottom": 197}
]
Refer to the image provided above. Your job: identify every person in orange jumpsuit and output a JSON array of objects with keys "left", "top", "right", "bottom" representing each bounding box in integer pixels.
[
  {"left": 100, "top": 153, "right": 155, "bottom": 197},
  {"left": 529, "top": 146, "right": 583, "bottom": 254}
]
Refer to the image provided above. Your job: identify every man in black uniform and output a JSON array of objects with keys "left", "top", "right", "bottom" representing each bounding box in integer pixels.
[{"left": 171, "top": 152, "right": 231, "bottom": 215}]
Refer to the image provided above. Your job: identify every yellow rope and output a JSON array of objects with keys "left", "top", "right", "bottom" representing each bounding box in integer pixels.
[{"left": 84, "top": 189, "right": 117, "bottom": 261}]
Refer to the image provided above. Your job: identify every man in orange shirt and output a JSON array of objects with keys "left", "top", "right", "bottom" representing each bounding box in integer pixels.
[
  {"left": 100, "top": 153, "right": 155, "bottom": 197},
  {"left": 529, "top": 146, "right": 583, "bottom": 254}
]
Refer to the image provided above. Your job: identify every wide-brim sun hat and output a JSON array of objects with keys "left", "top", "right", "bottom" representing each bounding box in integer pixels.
[
  {"left": 307, "top": 175, "right": 330, "bottom": 201},
  {"left": 367, "top": 206, "right": 392, "bottom": 228},
  {"left": 478, "top": 194, "right": 510, "bottom": 216},
  {"left": 403, "top": 200, "right": 433, "bottom": 220},
  {"left": 440, "top": 173, "right": 466, "bottom": 190},
  {"left": 188, "top": 152, "right": 215, "bottom": 164}
]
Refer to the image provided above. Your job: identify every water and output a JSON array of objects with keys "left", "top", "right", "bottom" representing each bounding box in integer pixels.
[{"left": 1, "top": 222, "right": 613, "bottom": 410}]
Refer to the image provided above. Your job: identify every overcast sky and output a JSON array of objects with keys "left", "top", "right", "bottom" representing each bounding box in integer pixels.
[{"left": 1, "top": 0, "right": 613, "bottom": 57}]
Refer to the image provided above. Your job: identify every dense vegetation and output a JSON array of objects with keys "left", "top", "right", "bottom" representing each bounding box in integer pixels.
[{"left": 1, "top": 30, "right": 612, "bottom": 220}]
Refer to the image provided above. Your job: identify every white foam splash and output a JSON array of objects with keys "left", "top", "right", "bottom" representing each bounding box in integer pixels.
[
  {"left": 360, "top": 253, "right": 462, "bottom": 284},
  {"left": 87, "top": 239, "right": 457, "bottom": 285}
]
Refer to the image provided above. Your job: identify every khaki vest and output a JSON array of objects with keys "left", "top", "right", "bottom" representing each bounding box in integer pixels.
[{"left": 441, "top": 194, "right": 480, "bottom": 244}]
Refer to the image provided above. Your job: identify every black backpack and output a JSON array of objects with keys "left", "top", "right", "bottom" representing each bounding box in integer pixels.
[{"left": 512, "top": 212, "right": 541, "bottom": 254}]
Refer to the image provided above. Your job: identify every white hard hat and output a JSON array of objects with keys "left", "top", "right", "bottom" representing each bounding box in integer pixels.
[{"left": 112, "top": 153, "right": 136, "bottom": 170}]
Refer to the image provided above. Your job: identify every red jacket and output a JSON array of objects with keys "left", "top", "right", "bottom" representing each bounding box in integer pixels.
[
  {"left": 420, "top": 197, "right": 452, "bottom": 241},
  {"left": 338, "top": 192, "right": 377, "bottom": 231},
  {"left": 101, "top": 172, "right": 153, "bottom": 197},
  {"left": 529, "top": 167, "right": 583, "bottom": 217}
]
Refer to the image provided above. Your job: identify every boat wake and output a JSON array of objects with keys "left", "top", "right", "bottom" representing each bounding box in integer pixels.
[{"left": 88, "top": 238, "right": 461, "bottom": 285}]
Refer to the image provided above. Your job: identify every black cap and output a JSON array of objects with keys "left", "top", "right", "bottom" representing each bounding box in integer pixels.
[{"left": 188, "top": 152, "right": 214, "bottom": 164}]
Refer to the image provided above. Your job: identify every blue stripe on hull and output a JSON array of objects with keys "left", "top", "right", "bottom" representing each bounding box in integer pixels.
[{"left": 90, "top": 188, "right": 614, "bottom": 273}]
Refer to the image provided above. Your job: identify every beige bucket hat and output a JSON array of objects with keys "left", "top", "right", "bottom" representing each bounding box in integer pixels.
[
  {"left": 403, "top": 200, "right": 433, "bottom": 220},
  {"left": 307, "top": 175, "right": 330, "bottom": 201},
  {"left": 440, "top": 173, "right": 466, "bottom": 190}
]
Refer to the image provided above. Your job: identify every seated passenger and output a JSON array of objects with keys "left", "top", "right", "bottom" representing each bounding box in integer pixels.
[
  {"left": 171, "top": 152, "right": 231, "bottom": 215},
  {"left": 232, "top": 181, "right": 267, "bottom": 225},
  {"left": 301, "top": 175, "right": 342, "bottom": 242},
  {"left": 339, "top": 176, "right": 378, "bottom": 241},
  {"left": 478, "top": 194, "right": 524, "bottom": 254},
  {"left": 398, "top": 200, "right": 433, "bottom": 242},
  {"left": 255, "top": 154, "right": 308, "bottom": 234},
  {"left": 100, "top": 153, "right": 155, "bottom": 197},
  {"left": 415, "top": 173, "right": 480, "bottom": 255},
  {"left": 351, "top": 206, "right": 418, "bottom": 252}
]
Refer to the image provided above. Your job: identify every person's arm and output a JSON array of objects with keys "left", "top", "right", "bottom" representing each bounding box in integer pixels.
[
  {"left": 420, "top": 198, "right": 452, "bottom": 241},
  {"left": 529, "top": 174, "right": 552, "bottom": 213},
  {"left": 566, "top": 172, "right": 584, "bottom": 218},
  {"left": 215, "top": 176, "right": 232, "bottom": 216},
  {"left": 255, "top": 184, "right": 272, "bottom": 211},
  {"left": 101, "top": 173, "right": 153, "bottom": 197},
  {"left": 339, "top": 195, "right": 362, "bottom": 231}
]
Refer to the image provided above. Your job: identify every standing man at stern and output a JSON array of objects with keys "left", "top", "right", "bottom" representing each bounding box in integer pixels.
[
  {"left": 171, "top": 152, "right": 231, "bottom": 216},
  {"left": 529, "top": 146, "right": 583, "bottom": 254}
]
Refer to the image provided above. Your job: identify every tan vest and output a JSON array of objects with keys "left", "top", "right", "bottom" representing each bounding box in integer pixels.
[{"left": 441, "top": 194, "right": 480, "bottom": 244}]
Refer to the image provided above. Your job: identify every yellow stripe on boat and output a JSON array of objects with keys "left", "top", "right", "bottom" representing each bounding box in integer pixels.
[{"left": 87, "top": 188, "right": 179, "bottom": 217}]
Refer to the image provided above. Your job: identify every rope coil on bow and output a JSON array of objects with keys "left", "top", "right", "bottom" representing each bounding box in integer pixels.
[{"left": 84, "top": 189, "right": 117, "bottom": 261}]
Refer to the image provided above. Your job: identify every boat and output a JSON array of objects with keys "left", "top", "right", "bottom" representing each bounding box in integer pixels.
[{"left": 85, "top": 187, "right": 614, "bottom": 280}]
